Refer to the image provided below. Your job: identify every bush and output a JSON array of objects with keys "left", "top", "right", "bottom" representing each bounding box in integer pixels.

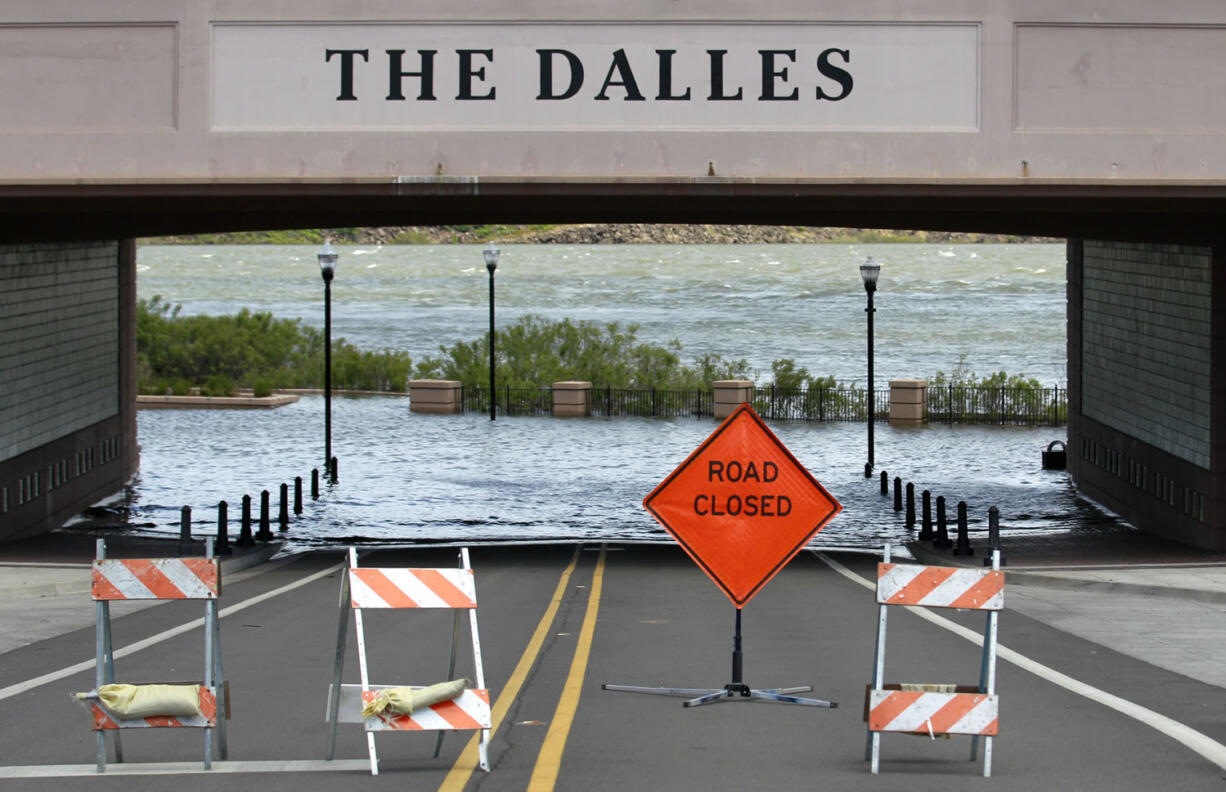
[
  {"left": 201, "top": 374, "right": 236, "bottom": 397},
  {"left": 252, "top": 378, "right": 274, "bottom": 398},
  {"left": 137, "top": 296, "right": 413, "bottom": 394},
  {"left": 414, "top": 314, "right": 751, "bottom": 390}
]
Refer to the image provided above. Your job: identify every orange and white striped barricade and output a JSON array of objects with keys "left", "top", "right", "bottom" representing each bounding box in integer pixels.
[
  {"left": 79, "top": 537, "right": 227, "bottom": 772},
  {"left": 325, "top": 547, "right": 491, "bottom": 775},
  {"left": 865, "top": 543, "right": 1003, "bottom": 777}
]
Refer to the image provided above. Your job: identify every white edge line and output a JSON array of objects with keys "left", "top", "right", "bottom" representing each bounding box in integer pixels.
[
  {"left": 0, "top": 759, "right": 372, "bottom": 777},
  {"left": 0, "top": 562, "right": 345, "bottom": 702},
  {"left": 816, "top": 551, "right": 1226, "bottom": 772}
]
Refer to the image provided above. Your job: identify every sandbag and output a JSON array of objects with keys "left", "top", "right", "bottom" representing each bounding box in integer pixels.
[
  {"left": 91, "top": 683, "right": 202, "bottom": 719},
  {"left": 361, "top": 679, "right": 470, "bottom": 718}
]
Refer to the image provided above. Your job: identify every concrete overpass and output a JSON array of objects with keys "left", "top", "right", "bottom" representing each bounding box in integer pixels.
[{"left": 1, "top": 1, "right": 1224, "bottom": 548}]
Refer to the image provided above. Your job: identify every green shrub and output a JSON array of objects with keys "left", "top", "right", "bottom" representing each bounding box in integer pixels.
[
  {"left": 252, "top": 378, "right": 274, "bottom": 398},
  {"left": 201, "top": 374, "right": 236, "bottom": 397}
]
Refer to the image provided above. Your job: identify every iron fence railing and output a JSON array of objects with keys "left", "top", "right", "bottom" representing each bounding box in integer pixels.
[
  {"left": 928, "top": 385, "right": 1067, "bottom": 426},
  {"left": 458, "top": 384, "right": 1067, "bottom": 426}
]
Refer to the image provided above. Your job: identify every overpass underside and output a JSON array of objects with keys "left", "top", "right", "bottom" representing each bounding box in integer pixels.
[{"left": 2, "top": 2, "right": 1226, "bottom": 547}]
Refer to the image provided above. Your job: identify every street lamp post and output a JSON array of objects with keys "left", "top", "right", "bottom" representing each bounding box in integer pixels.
[
  {"left": 318, "top": 242, "right": 338, "bottom": 478},
  {"left": 484, "top": 243, "right": 500, "bottom": 421},
  {"left": 860, "top": 255, "right": 881, "bottom": 478}
]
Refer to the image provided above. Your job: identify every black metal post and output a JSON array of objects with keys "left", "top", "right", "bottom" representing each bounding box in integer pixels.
[
  {"left": 239, "top": 494, "right": 254, "bottom": 547},
  {"left": 216, "top": 500, "right": 233, "bottom": 555},
  {"left": 953, "top": 500, "right": 974, "bottom": 556},
  {"left": 730, "top": 608, "right": 747, "bottom": 695},
  {"left": 934, "top": 496, "right": 953, "bottom": 549},
  {"left": 257, "top": 489, "right": 272, "bottom": 541},
  {"left": 984, "top": 506, "right": 1006, "bottom": 566},
  {"left": 905, "top": 482, "right": 915, "bottom": 528},
  {"left": 918, "top": 489, "right": 934, "bottom": 540},
  {"left": 294, "top": 476, "right": 303, "bottom": 515},
  {"left": 893, "top": 476, "right": 903, "bottom": 511},
  {"left": 330, "top": 456, "right": 338, "bottom": 483},
  {"left": 864, "top": 277, "right": 876, "bottom": 476},
  {"left": 178, "top": 505, "right": 192, "bottom": 555},
  {"left": 311, "top": 468, "right": 320, "bottom": 499},
  {"left": 278, "top": 483, "right": 289, "bottom": 531},
  {"left": 323, "top": 271, "right": 333, "bottom": 471},
  {"left": 487, "top": 258, "right": 496, "bottom": 421},
  {"left": 880, "top": 470, "right": 889, "bottom": 496}
]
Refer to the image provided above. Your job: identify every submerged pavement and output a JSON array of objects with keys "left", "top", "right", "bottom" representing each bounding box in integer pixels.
[{"left": 0, "top": 529, "right": 1225, "bottom": 789}]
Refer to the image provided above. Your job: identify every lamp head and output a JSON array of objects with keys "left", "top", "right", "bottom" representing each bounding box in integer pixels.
[
  {"left": 318, "top": 242, "right": 338, "bottom": 283},
  {"left": 483, "top": 242, "right": 500, "bottom": 274},
  {"left": 859, "top": 255, "right": 881, "bottom": 293}
]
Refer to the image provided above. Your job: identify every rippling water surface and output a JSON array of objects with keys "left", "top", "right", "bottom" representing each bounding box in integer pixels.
[{"left": 117, "top": 242, "right": 1125, "bottom": 552}]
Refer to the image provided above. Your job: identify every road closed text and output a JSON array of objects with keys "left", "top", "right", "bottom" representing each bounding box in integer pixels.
[{"left": 693, "top": 460, "right": 793, "bottom": 517}]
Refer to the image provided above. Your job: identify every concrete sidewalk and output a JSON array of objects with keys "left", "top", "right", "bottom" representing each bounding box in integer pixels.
[
  {"left": 908, "top": 527, "right": 1226, "bottom": 689},
  {"left": 0, "top": 530, "right": 283, "bottom": 654}
]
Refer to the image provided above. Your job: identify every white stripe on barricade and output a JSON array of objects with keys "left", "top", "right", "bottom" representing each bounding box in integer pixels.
[
  {"left": 876, "top": 563, "right": 1003, "bottom": 610},
  {"left": 867, "top": 690, "right": 998, "bottom": 736},
  {"left": 93, "top": 558, "right": 220, "bottom": 601}
]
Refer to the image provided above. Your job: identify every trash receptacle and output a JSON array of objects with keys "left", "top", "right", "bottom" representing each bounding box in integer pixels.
[{"left": 1042, "top": 440, "right": 1067, "bottom": 470}]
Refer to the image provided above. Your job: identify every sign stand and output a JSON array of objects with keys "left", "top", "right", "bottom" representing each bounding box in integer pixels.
[
  {"left": 605, "top": 403, "right": 842, "bottom": 709},
  {"left": 604, "top": 607, "right": 835, "bottom": 708}
]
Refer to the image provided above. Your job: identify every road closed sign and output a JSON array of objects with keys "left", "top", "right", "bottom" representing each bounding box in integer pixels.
[{"left": 643, "top": 403, "right": 841, "bottom": 608}]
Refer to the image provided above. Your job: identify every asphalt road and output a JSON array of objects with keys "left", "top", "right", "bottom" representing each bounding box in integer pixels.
[{"left": 0, "top": 543, "right": 1224, "bottom": 791}]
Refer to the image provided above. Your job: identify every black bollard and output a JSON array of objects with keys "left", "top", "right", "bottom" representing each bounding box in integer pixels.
[
  {"left": 934, "top": 496, "right": 953, "bottom": 549},
  {"left": 880, "top": 470, "right": 888, "bottom": 496},
  {"left": 864, "top": 461, "right": 872, "bottom": 479},
  {"left": 278, "top": 483, "right": 289, "bottom": 531},
  {"left": 330, "top": 456, "right": 338, "bottom": 483},
  {"left": 256, "top": 489, "right": 273, "bottom": 541},
  {"left": 311, "top": 468, "right": 320, "bottom": 499},
  {"left": 294, "top": 476, "right": 303, "bottom": 515},
  {"left": 983, "top": 506, "right": 1006, "bottom": 566},
  {"left": 215, "top": 500, "right": 233, "bottom": 555},
  {"left": 918, "top": 490, "right": 934, "bottom": 540},
  {"left": 238, "top": 494, "right": 254, "bottom": 547},
  {"left": 178, "top": 505, "right": 193, "bottom": 555},
  {"left": 893, "top": 477, "right": 903, "bottom": 512},
  {"left": 953, "top": 500, "right": 974, "bottom": 556},
  {"left": 905, "top": 483, "right": 915, "bottom": 528}
]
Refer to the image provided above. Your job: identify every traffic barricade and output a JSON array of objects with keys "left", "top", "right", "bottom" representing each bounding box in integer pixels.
[
  {"left": 865, "top": 543, "right": 1003, "bottom": 777},
  {"left": 74, "top": 537, "right": 228, "bottom": 772},
  {"left": 325, "top": 547, "right": 491, "bottom": 775}
]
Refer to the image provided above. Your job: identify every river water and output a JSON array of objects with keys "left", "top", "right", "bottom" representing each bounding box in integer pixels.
[{"left": 114, "top": 241, "right": 1125, "bottom": 554}]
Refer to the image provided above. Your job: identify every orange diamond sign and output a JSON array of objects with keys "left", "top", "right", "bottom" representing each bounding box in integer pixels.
[{"left": 644, "top": 403, "right": 842, "bottom": 608}]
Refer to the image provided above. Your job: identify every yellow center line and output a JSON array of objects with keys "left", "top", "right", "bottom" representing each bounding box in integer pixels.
[
  {"left": 436, "top": 545, "right": 582, "bottom": 792},
  {"left": 526, "top": 544, "right": 607, "bottom": 792}
]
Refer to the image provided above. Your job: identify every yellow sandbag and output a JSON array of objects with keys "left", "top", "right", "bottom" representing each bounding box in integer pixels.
[
  {"left": 362, "top": 679, "right": 470, "bottom": 718},
  {"left": 93, "top": 683, "right": 201, "bottom": 719}
]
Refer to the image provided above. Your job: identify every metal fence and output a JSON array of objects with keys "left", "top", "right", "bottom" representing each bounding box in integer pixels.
[{"left": 459, "top": 384, "right": 1067, "bottom": 426}]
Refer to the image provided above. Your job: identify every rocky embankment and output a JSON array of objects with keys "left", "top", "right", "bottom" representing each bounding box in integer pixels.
[
  {"left": 341, "top": 224, "right": 1051, "bottom": 245},
  {"left": 148, "top": 224, "right": 1056, "bottom": 246}
]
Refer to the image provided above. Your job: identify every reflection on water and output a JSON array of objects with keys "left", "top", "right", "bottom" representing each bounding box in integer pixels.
[{"left": 114, "top": 395, "right": 1124, "bottom": 553}]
